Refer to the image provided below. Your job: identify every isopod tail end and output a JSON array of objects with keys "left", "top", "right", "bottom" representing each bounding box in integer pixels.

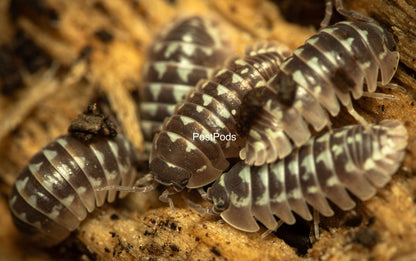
[
  {"left": 380, "top": 119, "right": 408, "bottom": 152},
  {"left": 364, "top": 120, "right": 408, "bottom": 188},
  {"left": 379, "top": 51, "right": 400, "bottom": 86}
]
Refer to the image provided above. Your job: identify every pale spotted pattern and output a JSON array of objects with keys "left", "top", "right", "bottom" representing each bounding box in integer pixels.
[
  {"left": 150, "top": 42, "right": 292, "bottom": 191},
  {"left": 208, "top": 120, "right": 407, "bottom": 232},
  {"left": 8, "top": 134, "right": 138, "bottom": 247},
  {"left": 140, "top": 16, "right": 228, "bottom": 150},
  {"left": 240, "top": 21, "right": 400, "bottom": 166}
]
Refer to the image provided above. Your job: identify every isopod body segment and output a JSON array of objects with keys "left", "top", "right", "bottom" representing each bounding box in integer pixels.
[
  {"left": 8, "top": 134, "right": 138, "bottom": 246},
  {"left": 208, "top": 120, "right": 407, "bottom": 233}
]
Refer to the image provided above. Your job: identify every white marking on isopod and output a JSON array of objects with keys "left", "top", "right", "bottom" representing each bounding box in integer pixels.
[
  {"left": 182, "top": 33, "right": 193, "bottom": 42},
  {"left": 179, "top": 115, "right": 196, "bottom": 126},
  {"left": 165, "top": 42, "right": 179, "bottom": 58},
  {"left": 332, "top": 144, "right": 344, "bottom": 156},
  {"left": 147, "top": 83, "right": 162, "bottom": 100},
  {"left": 341, "top": 37, "right": 355, "bottom": 52},
  {"left": 235, "top": 59, "right": 247, "bottom": 66},
  {"left": 232, "top": 73, "right": 241, "bottom": 84},
  {"left": 77, "top": 186, "right": 87, "bottom": 195},
  {"left": 43, "top": 149, "right": 58, "bottom": 161},
  {"left": 326, "top": 175, "right": 339, "bottom": 187},
  {"left": 202, "top": 93, "right": 213, "bottom": 106},
  {"left": 28, "top": 162, "right": 42, "bottom": 175},
  {"left": 288, "top": 188, "right": 302, "bottom": 199},
  {"left": 196, "top": 105, "right": 204, "bottom": 113},
  {"left": 255, "top": 80, "right": 266, "bottom": 88},
  {"left": 9, "top": 195, "right": 16, "bottom": 206},
  {"left": 250, "top": 129, "right": 261, "bottom": 140},
  {"left": 167, "top": 131, "right": 181, "bottom": 143},
  {"left": 15, "top": 176, "right": 29, "bottom": 192},
  {"left": 241, "top": 68, "right": 249, "bottom": 74},
  {"left": 363, "top": 158, "right": 376, "bottom": 170},
  {"left": 154, "top": 63, "right": 167, "bottom": 79},
  {"left": 61, "top": 194, "right": 75, "bottom": 207},
  {"left": 108, "top": 139, "right": 128, "bottom": 174},
  {"left": 292, "top": 70, "right": 308, "bottom": 87},
  {"left": 182, "top": 43, "right": 197, "bottom": 57},
  {"left": 177, "top": 67, "right": 191, "bottom": 83},
  {"left": 216, "top": 84, "right": 230, "bottom": 96},
  {"left": 344, "top": 161, "right": 357, "bottom": 173},
  {"left": 307, "top": 186, "right": 318, "bottom": 194}
]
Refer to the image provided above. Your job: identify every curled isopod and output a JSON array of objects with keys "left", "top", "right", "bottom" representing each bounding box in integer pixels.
[
  {"left": 8, "top": 106, "right": 138, "bottom": 246},
  {"left": 139, "top": 16, "right": 228, "bottom": 150},
  {"left": 240, "top": 1, "right": 400, "bottom": 166},
  {"left": 208, "top": 120, "right": 407, "bottom": 233}
]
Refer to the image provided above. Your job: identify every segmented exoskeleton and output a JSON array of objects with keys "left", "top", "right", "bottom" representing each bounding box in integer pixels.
[
  {"left": 207, "top": 120, "right": 407, "bottom": 233},
  {"left": 240, "top": 0, "right": 400, "bottom": 166},
  {"left": 147, "top": 42, "right": 292, "bottom": 202},
  {"left": 139, "top": 16, "right": 228, "bottom": 150},
  {"left": 8, "top": 120, "right": 138, "bottom": 246}
]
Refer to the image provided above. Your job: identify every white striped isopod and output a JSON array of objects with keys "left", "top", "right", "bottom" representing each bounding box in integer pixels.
[
  {"left": 208, "top": 120, "right": 407, "bottom": 233},
  {"left": 139, "top": 16, "right": 228, "bottom": 150},
  {"left": 240, "top": 5, "right": 400, "bottom": 166},
  {"left": 8, "top": 111, "right": 138, "bottom": 246}
]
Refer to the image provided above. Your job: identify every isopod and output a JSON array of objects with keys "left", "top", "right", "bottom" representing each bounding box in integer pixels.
[
  {"left": 239, "top": 0, "right": 400, "bottom": 166},
  {"left": 146, "top": 42, "right": 292, "bottom": 203},
  {"left": 207, "top": 120, "right": 407, "bottom": 233},
  {"left": 139, "top": 16, "right": 228, "bottom": 150},
  {"left": 8, "top": 106, "right": 138, "bottom": 246}
]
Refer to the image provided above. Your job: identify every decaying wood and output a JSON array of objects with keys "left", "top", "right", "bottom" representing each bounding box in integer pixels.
[{"left": 1, "top": 0, "right": 416, "bottom": 260}]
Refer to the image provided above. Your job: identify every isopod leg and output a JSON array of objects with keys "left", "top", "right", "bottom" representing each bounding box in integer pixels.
[
  {"left": 133, "top": 173, "right": 155, "bottom": 186},
  {"left": 313, "top": 208, "right": 320, "bottom": 240},
  {"left": 377, "top": 82, "right": 407, "bottom": 94},
  {"left": 181, "top": 191, "right": 211, "bottom": 215},
  {"left": 334, "top": 0, "right": 375, "bottom": 23},
  {"left": 96, "top": 173, "right": 158, "bottom": 193},
  {"left": 345, "top": 103, "right": 370, "bottom": 131},
  {"left": 362, "top": 92, "right": 398, "bottom": 100},
  {"left": 321, "top": 0, "right": 376, "bottom": 29},
  {"left": 260, "top": 219, "right": 284, "bottom": 239},
  {"left": 320, "top": 0, "right": 333, "bottom": 29},
  {"left": 159, "top": 187, "right": 176, "bottom": 215},
  {"left": 362, "top": 82, "right": 407, "bottom": 100},
  {"left": 197, "top": 187, "right": 210, "bottom": 201}
]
